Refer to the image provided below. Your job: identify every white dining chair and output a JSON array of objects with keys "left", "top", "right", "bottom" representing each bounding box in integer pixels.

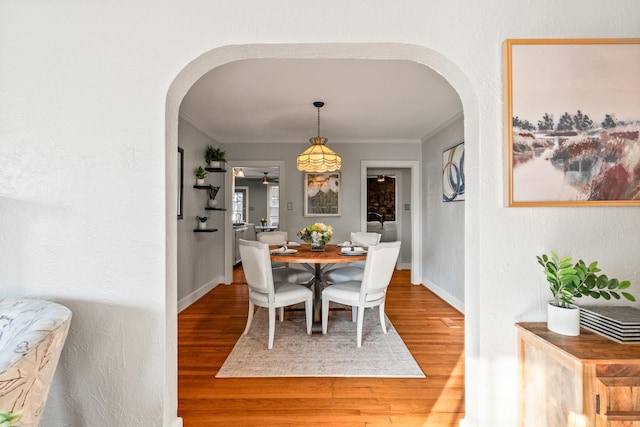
[
  {"left": 257, "top": 231, "right": 289, "bottom": 269},
  {"left": 321, "top": 241, "right": 401, "bottom": 347},
  {"left": 239, "top": 239, "right": 313, "bottom": 349},
  {"left": 256, "top": 231, "right": 313, "bottom": 284},
  {"left": 323, "top": 231, "right": 383, "bottom": 284}
]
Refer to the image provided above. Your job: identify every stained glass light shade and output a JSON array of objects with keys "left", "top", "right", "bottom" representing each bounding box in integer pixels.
[{"left": 296, "top": 136, "right": 342, "bottom": 172}]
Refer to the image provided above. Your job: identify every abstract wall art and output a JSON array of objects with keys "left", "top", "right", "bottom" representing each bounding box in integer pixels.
[{"left": 443, "top": 142, "right": 465, "bottom": 202}]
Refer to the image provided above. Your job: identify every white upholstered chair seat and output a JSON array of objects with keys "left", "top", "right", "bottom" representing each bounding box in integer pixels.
[
  {"left": 321, "top": 241, "right": 401, "bottom": 347},
  {"left": 324, "top": 231, "right": 383, "bottom": 284},
  {"left": 239, "top": 239, "right": 313, "bottom": 349},
  {"left": 272, "top": 268, "right": 313, "bottom": 285}
]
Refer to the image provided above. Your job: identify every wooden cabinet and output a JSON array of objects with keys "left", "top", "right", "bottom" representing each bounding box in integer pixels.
[{"left": 517, "top": 323, "right": 640, "bottom": 427}]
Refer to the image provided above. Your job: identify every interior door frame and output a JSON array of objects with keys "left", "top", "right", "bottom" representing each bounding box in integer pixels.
[
  {"left": 224, "top": 160, "right": 286, "bottom": 284},
  {"left": 360, "top": 160, "right": 421, "bottom": 284}
]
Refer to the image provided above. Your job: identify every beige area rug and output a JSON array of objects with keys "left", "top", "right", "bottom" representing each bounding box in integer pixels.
[{"left": 216, "top": 307, "right": 425, "bottom": 378}]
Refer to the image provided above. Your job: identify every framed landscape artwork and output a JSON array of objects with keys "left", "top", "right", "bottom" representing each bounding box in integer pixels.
[
  {"left": 443, "top": 142, "right": 465, "bottom": 202},
  {"left": 304, "top": 172, "right": 341, "bottom": 217},
  {"left": 505, "top": 39, "right": 640, "bottom": 206}
]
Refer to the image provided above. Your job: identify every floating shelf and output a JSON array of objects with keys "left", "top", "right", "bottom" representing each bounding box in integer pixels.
[
  {"left": 205, "top": 207, "right": 226, "bottom": 211},
  {"left": 194, "top": 184, "right": 216, "bottom": 189},
  {"left": 204, "top": 167, "right": 226, "bottom": 173},
  {"left": 193, "top": 229, "right": 218, "bottom": 233}
]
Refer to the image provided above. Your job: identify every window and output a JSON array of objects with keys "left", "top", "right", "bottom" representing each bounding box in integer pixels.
[
  {"left": 232, "top": 186, "right": 248, "bottom": 224},
  {"left": 268, "top": 184, "right": 279, "bottom": 226}
]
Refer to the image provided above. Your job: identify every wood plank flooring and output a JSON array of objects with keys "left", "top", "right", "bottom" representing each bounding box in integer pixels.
[{"left": 178, "top": 268, "right": 465, "bottom": 426}]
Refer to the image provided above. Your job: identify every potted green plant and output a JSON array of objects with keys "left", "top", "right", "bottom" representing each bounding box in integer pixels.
[
  {"left": 0, "top": 409, "right": 23, "bottom": 426},
  {"left": 205, "top": 145, "right": 226, "bottom": 169},
  {"left": 195, "top": 166, "right": 207, "bottom": 185},
  {"left": 537, "top": 251, "right": 634, "bottom": 336},
  {"left": 196, "top": 216, "right": 208, "bottom": 230},
  {"left": 207, "top": 186, "right": 220, "bottom": 208}
]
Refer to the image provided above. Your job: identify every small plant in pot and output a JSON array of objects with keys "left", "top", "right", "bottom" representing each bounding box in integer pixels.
[
  {"left": 205, "top": 145, "right": 226, "bottom": 169},
  {"left": 195, "top": 166, "right": 207, "bottom": 185},
  {"left": 537, "top": 251, "right": 634, "bottom": 336},
  {"left": 196, "top": 216, "right": 208, "bottom": 230},
  {"left": 207, "top": 186, "right": 220, "bottom": 208}
]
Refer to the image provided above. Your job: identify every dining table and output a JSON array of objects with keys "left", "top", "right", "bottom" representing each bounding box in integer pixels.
[{"left": 270, "top": 243, "right": 367, "bottom": 331}]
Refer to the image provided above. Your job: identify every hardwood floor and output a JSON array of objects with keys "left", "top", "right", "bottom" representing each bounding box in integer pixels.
[{"left": 178, "top": 268, "right": 465, "bottom": 426}]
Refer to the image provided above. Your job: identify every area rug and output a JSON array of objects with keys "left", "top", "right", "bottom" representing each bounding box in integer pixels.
[{"left": 216, "top": 307, "right": 425, "bottom": 378}]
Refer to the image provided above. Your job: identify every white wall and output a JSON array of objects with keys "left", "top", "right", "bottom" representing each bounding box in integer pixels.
[
  {"left": 422, "top": 117, "right": 465, "bottom": 312},
  {"left": 2, "top": 2, "right": 639, "bottom": 427},
  {"left": 177, "top": 119, "right": 225, "bottom": 308}
]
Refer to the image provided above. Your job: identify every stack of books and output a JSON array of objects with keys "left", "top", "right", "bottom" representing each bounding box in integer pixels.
[{"left": 579, "top": 305, "right": 640, "bottom": 344}]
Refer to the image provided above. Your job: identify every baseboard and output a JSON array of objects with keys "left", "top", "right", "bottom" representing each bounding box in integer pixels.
[
  {"left": 397, "top": 262, "right": 411, "bottom": 270},
  {"left": 178, "top": 276, "right": 223, "bottom": 312},
  {"left": 423, "top": 279, "right": 464, "bottom": 314},
  {"left": 169, "top": 417, "right": 183, "bottom": 427}
]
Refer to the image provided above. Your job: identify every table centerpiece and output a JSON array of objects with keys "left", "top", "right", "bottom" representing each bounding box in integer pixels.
[{"left": 298, "top": 222, "right": 333, "bottom": 251}]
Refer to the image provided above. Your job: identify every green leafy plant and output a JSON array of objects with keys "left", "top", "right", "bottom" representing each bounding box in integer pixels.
[
  {"left": 537, "top": 251, "right": 635, "bottom": 308},
  {"left": 205, "top": 145, "right": 226, "bottom": 163},
  {"left": 195, "top": 166, "right": 207, "bottom": 180},
  {"left": 0, "top": 409, "right": 23, "bottom": 427},
  {"left": 196, "top": 216, "right": 208, "bottom": 223},
  {"left": 208, "top": 186, "right": 220, "bottom": 200}
]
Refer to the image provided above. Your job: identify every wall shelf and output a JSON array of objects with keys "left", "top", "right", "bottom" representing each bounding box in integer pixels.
[
  {"left": 205, "top": 207, "right": 226, "bottom": 211},
  {"left": 204, "top": 167, "right": 226, "bottom": 173},
  {"left": 193, "top": 229, "right": 218, "bottom": 233}
]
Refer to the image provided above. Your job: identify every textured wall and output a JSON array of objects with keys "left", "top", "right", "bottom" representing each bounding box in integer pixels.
[
  {"left": 423, "top": 116, "right": 465, "bottom": 311},
  {"left": 2, "top": 1, "right": 639, "bottom": 426}
]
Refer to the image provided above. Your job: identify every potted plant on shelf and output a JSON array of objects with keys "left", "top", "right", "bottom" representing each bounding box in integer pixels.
[
  {"left": 205, "top": 145, "right": 226, "bottom": 169},
  {"left": 537, "top": 251, "right": 634, "bottom": 336},
  {"left": 196, "top": 216, "right": 208, "bottom": 230},
  {"left": 195, "top": 166, "right": 207, "bottom": 185},
  {"left": 207, "top": 186, "right": 220, "bottom": 208},
  {"left": 0, "top": 409, "right": 23, "bottom": 426}
]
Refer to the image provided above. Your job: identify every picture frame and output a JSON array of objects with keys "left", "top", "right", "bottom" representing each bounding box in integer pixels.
[
  {"left": 443, "top": 142, "right": 465, "bottom": 202},
  {"left": 177, "top": 147, "right": 184, "bottom": 219},
  {"left": 505, "top": 38, "right": 640, "bottom": 206},
  {"left": 304, "top": 172, "right": 341, "bottom": 217}
]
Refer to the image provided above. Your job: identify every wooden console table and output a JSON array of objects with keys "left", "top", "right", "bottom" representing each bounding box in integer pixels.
[{"left": 517, "top": 322, "right": 640, "bottom": 427}]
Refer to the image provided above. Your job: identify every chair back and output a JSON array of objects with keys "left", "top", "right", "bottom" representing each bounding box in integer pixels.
[
  {"left": 245, "top": 223, "right": 257, "bottom": 241},
  {"left": 360, "top": 241, "right": 401, "bottom": 302},
  {"left": 257, "top": 231, "right": 288, "bottom": 245},
  {"left": 350, "top": 231, "right": 381, "bottom": 247},
  {"left": 238, "top": 239, "right": 275, "bottom": 297}
]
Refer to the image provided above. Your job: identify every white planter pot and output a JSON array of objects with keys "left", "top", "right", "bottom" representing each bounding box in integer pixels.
[
  {"left": 196, "top": 178, "right": 205, "bottom": 186},
  {"left": 208, "top": 161, "right": 224, "bottom": 169},
  {"left": 198, "top": 222, "right": 207, "bottom": 230},
  {"left": 547, "top": 302, "right": 580, "bottom": 336},
  {"left": 207, "top": 198, "right": 217, "bottom": 208}
]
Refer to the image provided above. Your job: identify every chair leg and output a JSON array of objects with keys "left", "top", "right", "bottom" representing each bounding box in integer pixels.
[
  {"left": 321, "top": 297, "right": 329, "bottom": 334},
  {"left": 379, "top": 301, "right": 387, "bottom": 334},
  {"left": 356, "top": 303, "right": 365, "bottom": 347},
  {"left": 351, "top": 306, "right": 357, "bottom": 322},
  {"left": 279, "top": 307, "right": 284, "bottom": 322},
  {"left": 243, "top": 301, "right": 255, "bottom": 335},
  {"left": 305, "top": 297, "right": 312, "bottom": 335},
  {"left": 268, "top": 307, "right": 276, "bottom": 349}
]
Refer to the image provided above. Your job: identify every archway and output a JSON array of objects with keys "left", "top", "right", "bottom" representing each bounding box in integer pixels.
[{"left": 165, "top": 43, "right": 480, "bottom": 424}]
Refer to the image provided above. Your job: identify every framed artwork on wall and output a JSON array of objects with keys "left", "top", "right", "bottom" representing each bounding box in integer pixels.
[
  {"left": 443, "top": 142, "right": 465, "bottom": 202},
  {"left": 505, "top": 38, "right": 640, "bottom": 206},
  {"left": 177, "top": 147, "right": 184, "bottom": 219},
  {"left": 304, "top": 172, "right": 341, "bottom": 217}
]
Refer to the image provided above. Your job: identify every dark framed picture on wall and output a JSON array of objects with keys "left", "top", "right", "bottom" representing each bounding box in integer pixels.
[
  {"left": 443, "top": 142, "right": 465, "bottom": 202},
  {"left": 177, "top": 147, "right": 184, "bottom": 219},
  {"left": 505, "top": 38, "right": 640, "bottom": 206},
  {"left": 304, "top": 172, "right": 341, "bottom": 217}
]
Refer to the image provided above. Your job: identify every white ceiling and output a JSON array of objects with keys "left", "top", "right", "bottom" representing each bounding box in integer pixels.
[{"left": 179, "top": 58, "right": 463, "bottom": 145}]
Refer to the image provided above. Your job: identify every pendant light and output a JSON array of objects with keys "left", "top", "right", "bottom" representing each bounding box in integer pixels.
[
  {"left": 262, "top": 172, "right": 269, "bottom": 184},
  {"left": 296, "top": 101, "right": 342, "bottom": 172}
]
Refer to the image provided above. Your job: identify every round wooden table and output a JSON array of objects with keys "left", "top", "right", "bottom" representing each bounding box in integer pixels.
[{"left": 270, "top": 243, "right": 367, "bottom": 330}]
